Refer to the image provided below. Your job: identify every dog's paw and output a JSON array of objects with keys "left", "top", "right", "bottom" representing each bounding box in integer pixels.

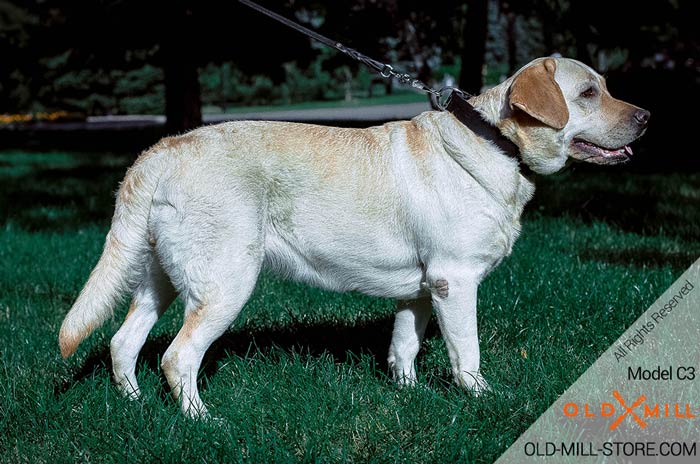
[
  {"left": 456, "top": 371, "right": 491, "bottom": 396},
  {"left": 388, "top": 361, "right": 418, "bottom": 388},
  {"left": 115, "top": 379, "right": 141, "bottom": 400},
  {"left": 182, "top": 403, "right": 211, "bottom": 421},
  {"left": 393, "top": 373, "right": 418, "bottom": 388}
]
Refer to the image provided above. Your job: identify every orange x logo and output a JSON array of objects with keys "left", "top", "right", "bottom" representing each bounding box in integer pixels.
[{"left": 610, "top": 390, "right": 647, "bottom": 430}]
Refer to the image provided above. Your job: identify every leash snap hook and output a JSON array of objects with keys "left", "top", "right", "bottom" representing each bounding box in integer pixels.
[
  {"left": 380, "top": 64, "right": 394, "bottom": 78},
  {"left": 435, "top": 86, "right": 467, "bottom": 111}
]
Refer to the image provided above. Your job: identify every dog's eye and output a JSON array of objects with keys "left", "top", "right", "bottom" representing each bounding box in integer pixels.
[{"left": 580, "top": 87, "right": 597, "bottom": 98}]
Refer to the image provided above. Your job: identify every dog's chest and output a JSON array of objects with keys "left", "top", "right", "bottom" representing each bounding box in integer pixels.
[
  {"left": 495, "top": 177, "right": 534, "bottom": 254},
  {"left": 425, "top": 172, "right": 534, "bottom": 275},
  {"left": 483, "top": 193, "right": 526, "bottom": 267}
]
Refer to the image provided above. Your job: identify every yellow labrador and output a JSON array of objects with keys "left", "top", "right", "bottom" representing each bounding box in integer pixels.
[{"left": 59, "top": 57, "right": 649, "bottom": 418}]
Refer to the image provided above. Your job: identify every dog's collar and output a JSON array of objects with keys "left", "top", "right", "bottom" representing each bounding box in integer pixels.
[{"left": 445, "top": 93, "right": 533, "bottom": 176}]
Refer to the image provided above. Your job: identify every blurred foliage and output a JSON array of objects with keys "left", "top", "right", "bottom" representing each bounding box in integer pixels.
[
  {"left": 199, "top": 48, "right": 368, "bottom": 109},
  {"left": 0, "top": 0, "right": 38, "bottom": 111}
]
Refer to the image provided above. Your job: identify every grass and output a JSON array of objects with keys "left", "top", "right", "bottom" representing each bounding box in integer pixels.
[
  {"left": 0, "top": 150, "right": 698, "bottom": 463},
  {"left": 201, "top": 92, "right": 428, "bottom": 115}
]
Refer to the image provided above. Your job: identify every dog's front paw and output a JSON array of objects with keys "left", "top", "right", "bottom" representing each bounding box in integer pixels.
[
  {"left": 389, "top": 361, "right": 418, "bottom": 387},
  {"left": 455, "top": 370, "right": 491, "bottom": 396},
  {"left": 393, "top": 372, "right": 418, "bottom": 388}
]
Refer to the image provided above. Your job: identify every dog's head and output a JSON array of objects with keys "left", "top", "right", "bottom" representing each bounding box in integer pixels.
[{"left": 496, "top": 57, "right": 649, "bottom": 174}]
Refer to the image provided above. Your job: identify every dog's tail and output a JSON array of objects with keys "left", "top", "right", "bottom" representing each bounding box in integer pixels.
[{"left": 59, "top": 147, "right": 167, "bottom": 358}]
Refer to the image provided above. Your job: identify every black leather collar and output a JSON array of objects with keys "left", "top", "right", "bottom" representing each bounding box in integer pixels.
[{"left": 445, "top": 92, "right": 533, "bottom": 176}]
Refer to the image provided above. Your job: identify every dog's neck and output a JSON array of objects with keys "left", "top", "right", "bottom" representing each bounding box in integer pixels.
[
  {"left": 431, "top": 108, "right": 536, "bottom": 217},
  {"left": 447, "top": 93, "right": 520, "bottom": 160},
  {"left": 456, "top": 86, "right": 534, "bottom": 177}
]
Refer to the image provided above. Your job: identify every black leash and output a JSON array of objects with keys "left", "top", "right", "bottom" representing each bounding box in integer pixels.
[{"left": 238, "top": 0, "right": 527, "bottom": 172}]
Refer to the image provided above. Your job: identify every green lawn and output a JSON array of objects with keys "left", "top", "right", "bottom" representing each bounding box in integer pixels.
[
  {"left": 202, "top": 92, "right": 428, "bottom": 115},
  {"left": 0, "top": 150, "right": 698, "bottom": 462}
]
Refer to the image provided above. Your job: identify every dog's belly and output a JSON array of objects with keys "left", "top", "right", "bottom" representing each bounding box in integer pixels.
[{"left": 262, "top": 224, "right": 425, "bottom": 299}]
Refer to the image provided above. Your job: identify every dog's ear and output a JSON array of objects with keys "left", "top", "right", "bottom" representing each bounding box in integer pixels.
[{"left": 509, "top": 58, "right": 569, "bottom": 130}]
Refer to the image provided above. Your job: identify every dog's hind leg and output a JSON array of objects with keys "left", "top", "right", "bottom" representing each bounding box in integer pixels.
[
  {"left": 110, "top": 253, "right": 176, "bottom": 399},
  {"left": 153, "top": 193, "right": 264, "bottom": 418},
  {"left": 388, "top": 297, "right": 431, "bottom": 386},
  {"left": 161, "top": 247, "right": 262, "bottom": 419}
]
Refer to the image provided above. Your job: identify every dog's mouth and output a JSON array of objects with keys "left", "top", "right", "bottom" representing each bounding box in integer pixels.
[{"left": 571, "top": 138, "right": 633, "bottom": 165}]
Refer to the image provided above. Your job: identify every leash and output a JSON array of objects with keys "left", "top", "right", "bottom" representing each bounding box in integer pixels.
[
  {"left": 237, "top": 0, "right": 527, "bottom": 172},
  {"left": 238, "top": 0, "right": 454, "bottom": 108}
]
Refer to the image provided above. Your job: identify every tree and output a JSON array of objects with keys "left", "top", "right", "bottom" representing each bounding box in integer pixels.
[
  {"left": 459, "top": 0, "right": 489, "bottom": 92},
  {"left": 9, "top": 0, "right": 315, "bottom": 134},
  {"left": 162, "top": 1, "right": 201, "bottom": 135},
  {"left": 0, "top": 0, "right": 39, "bottom": 111},
  {"left": 6, "top": 1, "right": 492, "bottom": 125}
]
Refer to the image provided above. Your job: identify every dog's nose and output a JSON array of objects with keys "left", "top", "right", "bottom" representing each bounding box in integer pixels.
[{"left": 634, "top": 109, "right": 651, "bottom": 126}]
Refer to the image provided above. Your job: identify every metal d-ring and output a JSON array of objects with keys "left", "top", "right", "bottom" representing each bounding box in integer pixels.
[{"left": 435, "top": 86, "right": 468, "bottom": 111}]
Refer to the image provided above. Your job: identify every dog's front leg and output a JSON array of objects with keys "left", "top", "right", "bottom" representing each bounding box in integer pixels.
[{"left": 429, "top": 272, "right": 490, "bottom": 394}]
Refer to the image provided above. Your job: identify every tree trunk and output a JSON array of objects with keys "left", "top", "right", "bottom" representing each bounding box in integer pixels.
[
  {"left": 163, "top": 2, "right": 202, "bottom": 135},
  {"left": 459, "top": 0, "right": 489, "bottom": 93}
]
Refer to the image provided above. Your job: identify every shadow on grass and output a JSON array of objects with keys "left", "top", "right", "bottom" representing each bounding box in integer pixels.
[
  {"left": 529, "top": 167, "right": 700, "bottom": 241},
  {"left": 55, "top": 315, "right": 446, "bottom": 399}
]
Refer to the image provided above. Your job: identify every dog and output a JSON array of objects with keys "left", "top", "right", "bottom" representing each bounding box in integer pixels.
[{"left": 59, "top": 57, "right": 649, "bottom": 418}]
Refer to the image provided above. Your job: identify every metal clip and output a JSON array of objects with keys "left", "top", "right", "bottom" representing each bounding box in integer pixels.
[
  {"left": 435, "top": 86, "right": 468, "bottom": 111},
  {"left": 380, "top": 64, "right": 394, "bottom": 78}
]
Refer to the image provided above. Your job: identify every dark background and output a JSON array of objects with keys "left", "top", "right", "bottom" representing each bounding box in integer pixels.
[{"left": 1, "top": 0, "right": 698, "bottom": 170}]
